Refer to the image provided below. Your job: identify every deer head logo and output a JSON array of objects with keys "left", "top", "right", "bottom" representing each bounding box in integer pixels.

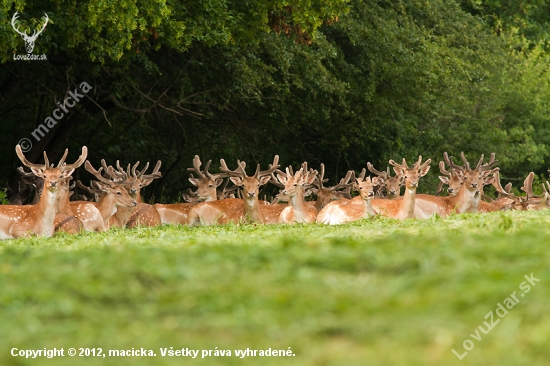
[{"left": 11, "top": 12, "right": 49, "bottom": 54}]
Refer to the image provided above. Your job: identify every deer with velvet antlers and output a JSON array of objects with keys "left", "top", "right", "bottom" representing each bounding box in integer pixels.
[
  {"left": 316, "top": 169, "right": 379, "bottom": 225},
  {"left": 187, "top": 156, "right": 280, "bottom": 225},
  {"left": 413, "top": 153, "right": 498, "bottom": 217},
  {"left": 276, "top": 163, "right": 318, "bottom": 224},
  {"left": 370, "top": 156, "right": 431, "bottom": 220},
  {"left": 71, "top": 161, "right": 137, "bottom": 231},
  {"left": 0, "top": 145, "right": 87, "bottom": 239},
  {"left": 155, "top": 155, "right": 227, "bottom": 225}
]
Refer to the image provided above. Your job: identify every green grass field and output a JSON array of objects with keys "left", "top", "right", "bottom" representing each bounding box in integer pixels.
[{"left": 1, "top": 211, "right": 549, "bottom": 366}]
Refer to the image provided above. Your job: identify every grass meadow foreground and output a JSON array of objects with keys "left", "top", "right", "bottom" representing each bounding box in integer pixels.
[{"left": 0, "top": 211, "right": 549, "bottom": 366}]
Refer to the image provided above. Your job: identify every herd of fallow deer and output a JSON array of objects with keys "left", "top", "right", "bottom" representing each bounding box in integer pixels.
[{"left": 1, "top": 144, "right": 549, "bottom": 239}]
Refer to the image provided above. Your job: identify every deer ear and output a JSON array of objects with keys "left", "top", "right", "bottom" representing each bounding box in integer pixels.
[
  {"left": 259, "top": 175, "right": 271, "bottom": 186},
  {"left": 215, "top": 179, "right": 224, "bottom": 187},
  {"left": 230, "top": 177, "right": 243, "bottom": 186},
  {"left": 418, "top": 165, "right": 430, "bottom": 177},
  {"left": 439, "top": 176, "right": 450, "bottom": 184},
  {"left": 188, "top": 178, "right": 200, "bottom": 186},
  {"left": 484, "top": 176, "right": 496, "bottom": 185},
  {"left": 393, "top": 167, "right": 406, "bottom": 177},
  {"left": 60, "top": 168, "right": 75, "bottom": 178},
  {"left": 276, "top": 173, "right": 287, "bottom": 185},
  {"left": 303, "top": 174, "right": 316, "bottom": 185},
  {"left": 30, "top": 167, "right": 45, "bottom": 178},
  {"left": 95, "top": 182, "right": 110, "bottom": 193}
]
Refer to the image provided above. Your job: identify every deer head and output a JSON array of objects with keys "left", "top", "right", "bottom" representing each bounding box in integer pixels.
[
  {"left": 84, "top": 161, "right": 137, "bottom": 208},
  {"left": 367, "top": 162, "right": 402, "bottom": 198},
  {"left": 188, "top": 155, "right": 227, "bottom": 201},
  {"left": 276, "top": 162, "right": 318, "bottom": 199},
  {"left": 311, "top": 163, "right": 353, "bottom": 209},
  {"left": 16, "top": 145, "right": 87, "bottom": 195},
  {"left": 219, "top": 156, "right": 280, "bottom": 203},
  {"left": 353, "top": 169, "right": 380, "bottom": 201},
  {"left": 11, "top": 12, "right": 49, "bottom": 54},
  {"left": 389, "top": 156, "right": 431, "bottom": 191}
]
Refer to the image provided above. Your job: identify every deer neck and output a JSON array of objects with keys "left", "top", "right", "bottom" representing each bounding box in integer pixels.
[
  {"left": 136, "top": 191, "right": 143, "bottom": 203},
  {"left": 399, "top": 186, "right": 417, "bottom": 219},
  {"left": 314, "top": 199, "right": 323, "bottom": 212},
  {"left": 33, "top": 187, "right": 59, "bottom": 232},
  {"left": 95, "top": 194, "right": 118, "bottom": 223},
  {"left": 290, "top": 186, "right": 309, "bottom": 221},
  {"left": 361, "top": 196, "right": 376, "bottom": 217},
  {"left": 469, "top": 188, "right": 483, "bottom": 212},
  {"left": 447, "top": 185, "right": 477, "bottom": 213},
  {"left": 243, "top": 196, "right": 264, "bottom": 223},
  {"left": 115, "top": 206, "right": 135, "bottom": 225},
  {"left": 57, "top": 191, "right": 73, "bottom": 216}
]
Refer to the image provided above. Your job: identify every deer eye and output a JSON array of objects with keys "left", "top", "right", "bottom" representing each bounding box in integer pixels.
[
  {"left": 293, "top": 184, "right": 297, "bottom": 187},
  {"left": 208, "top": 185, "right": 213, "bottom": 188}
]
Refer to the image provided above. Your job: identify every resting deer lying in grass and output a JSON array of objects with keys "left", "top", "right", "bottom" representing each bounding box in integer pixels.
[
  {"left": 434, "top": 153, "right": 463, "bottom": 197},
  {"left": 493, "top": 171, "right": 550, "bottom": 210},
  {"left": 370, "top": 156, "right": 431, "bottom": 220},
  {"left": 187, "top": 156, "right": 280, "bottom": 225},
  {"left": 154, "top": 155, "right": 228, "bottom": 225},
  {"left": 105, "top": 160, "right": 162, "bottom": 228},
  {"left": 0, "top": 145, "right": 87, "bottom": 239},
  {"left": 413, "top": 153, "right": 497, "bottom": 217},
  {"left": 367, "top": 162, "right": 402, "bottom": 199},
  {"left": 71, "top": 161, "right": 137, "bottom": 231},
  {"left": 310, "top": 164, "right": 352, "bottom": 210},
  {"left": 54, "top": 176, "right": 84, "bottom": 234},
  {"left": 276, "top": 164, "right": 318, "bottom": 224},
  {"left": 316, "top": 169, "right": 379, "bottom": 225}
]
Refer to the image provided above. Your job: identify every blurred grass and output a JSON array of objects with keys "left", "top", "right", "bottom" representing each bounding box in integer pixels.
[{"left": 1, "top": 211, "right": 549, "bottom": 366}]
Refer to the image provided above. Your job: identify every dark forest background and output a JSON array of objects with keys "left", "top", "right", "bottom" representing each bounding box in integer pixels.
[{"left": 2, "top": 0, "right": 550, "bottom": 202}]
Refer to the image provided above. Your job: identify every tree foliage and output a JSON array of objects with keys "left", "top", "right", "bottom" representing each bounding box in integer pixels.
[{"left": 1, "top": 0, "right": 549, "bottom": 201}]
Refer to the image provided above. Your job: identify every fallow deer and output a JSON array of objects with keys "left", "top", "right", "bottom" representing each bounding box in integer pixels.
[
  {"left": 434, "top": 153, "right": 463, "bottom": 196},
  {"left": 54, "top": 177, "right": 84, "bottom": 234},
  {"left": 367, "top": 162, "right": 402, "bottom": 199},
  {"left": 106, "top": 160, "right": 162, "bottom": 228},
  {"left": 371, "top": 156, "right": 431, "bottom": 220},
  {"left": 70, "top": 161, "right": 137, "bottom": 231},
  {"left": 187, "top": 156, "right": 280, "bottom": 225},
  {"left": 310, "top": 164, "right": 353, "bottom": 210},
  {"left": 0, "top": 145, "right": 87, "bottom": 239},
  {"left": 154, "top": 155, "right": 227, "bottom": 225},
  {"left": 316, "top": 169, "right": 379, "bottom": 225},
  {"left": 277, "top": 164, "right": 318, "bottom": 224},
  {"left": 493, "top": 172, "right": 550, "bottom": 210},
  {"left": 413, "top": 153, "right": 497, "bottom": 217}
]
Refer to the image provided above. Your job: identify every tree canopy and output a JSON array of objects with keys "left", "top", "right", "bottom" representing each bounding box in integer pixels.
[{"left": 1, "top": 0, "right": 550, "bottom": 201}]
